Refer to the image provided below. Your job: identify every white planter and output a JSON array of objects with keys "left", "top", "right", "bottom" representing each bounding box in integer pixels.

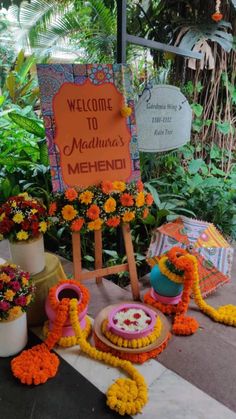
[
  {"left": 0, "top": 312, "right": 28, "bottom": 357},
  {"left": 9, "top": 235, "right": 45, "bottom": 275}
]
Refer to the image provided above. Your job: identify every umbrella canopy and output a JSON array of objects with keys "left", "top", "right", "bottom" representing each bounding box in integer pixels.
[{"left": 147, "top": 216, "right": 234, "bottom": 297}]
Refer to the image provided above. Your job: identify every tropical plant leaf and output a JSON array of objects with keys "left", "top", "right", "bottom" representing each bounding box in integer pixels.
[{"left": 8, "top": 113, "right": 45, "bottom": 138}]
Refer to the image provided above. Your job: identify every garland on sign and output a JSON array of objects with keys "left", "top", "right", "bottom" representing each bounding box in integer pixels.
[
  {"left": 11, "top": 296, "right": 149, "bottom": 416},
  {"left": 144, "top": 246, "right": 236, "bottom": 335}
]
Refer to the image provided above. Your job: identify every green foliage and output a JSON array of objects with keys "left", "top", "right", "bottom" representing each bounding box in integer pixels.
[{"left": 142, "top": 144, "right": 236, "bottom": 240}]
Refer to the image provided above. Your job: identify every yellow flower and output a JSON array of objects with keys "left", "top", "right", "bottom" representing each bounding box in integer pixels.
[
  {"left": 122, "top": 211, "right": 135, "bottom": 223},
  {"left": 39, "top": 221, "right": 47, "bottom": 233},
  {"left": 120, "top": 106, "right": 132, "bottom": 117},
  {"left": 4, "top": 289, "right": 15, "bottom": 301},
  {"left": 13, "top": 212, "right": 24, "bottom": 224},
  {"left": 8, "top": 306, "right": 22, "bottom": 320},
  {"left": 79, "top": 190, "right": 94, "bottom": 205},
  {"left": 0, "top": 212, "right": 6, "bottom": 221},
  {"left": 112, "top": 181, "right": 126, "bottom": 192},
  {"left": 135, "top": 192, "right": 145, "bottom": 207},
  {"left": 31, "top": 209, "right": 38, "bottom": 215},
  {"left": 0, "top": 234, "right": 3, "bottom": 241},
  {"left": 16, "top": 230, "right": 29, "bottom": 240},
  {"left": 87, "top": 218, "right": 103, "bottom": 231},
  {"left": 26, "top": 295, "right": 32, "bottom": 305},
  {"left": 0, "top": 273, "right": 10, "bottom": 283},
  {"left": 11, "top": 201, "right": 17, "bottom": 208},
  {"left": 61, "top": 205, "right": 77, "bottom": 221},
  {"left": 104, "top": 197, "right": 116, "bottom": 213},
  {"left": 21, "top": 276, "right": 29, "bottom": 286}
]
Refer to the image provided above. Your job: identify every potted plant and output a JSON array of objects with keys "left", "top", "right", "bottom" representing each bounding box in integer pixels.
[
  {"left": 0, "top": 263, "right": 34, "bottom": 356},
  {"left": 0, "top": 192, "right": 48, "bottom": 274}
]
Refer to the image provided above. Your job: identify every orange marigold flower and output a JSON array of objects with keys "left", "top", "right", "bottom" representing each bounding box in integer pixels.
[
  {"left": 104, "top": 197, "right": 116, "bottom": 213},
  {"left": 87, "top": 204, "right": 100, "bottom": 220},
  {"left": 120, "top": 106, "right": 132, "bottom": 117},
  {"left": 88, "top": 218, "right": 103, "bottom": 231},
  {"left": 79, "top": 190, "right": 94, "bottom": 205},
  {"left": 142, "top": 208, "right": 149, "bottom": 219},
  {"left": 65, "top": 188, "right": 78, "bottom": 201},
  {"left": 146, "top": 193, "right": 154, "bottom": 206},
  {"left": 137, "top": 180, "right": 144, "bottom": 192},
  {"left": 122, "top": 211, "right": 135, "bottom": 223},
  {"left": 113, "top": 181, "right": 126, "bottom": 192},
  {"left": 211, "top": 12, "right": 223, "bottom": 21},
  {"left": 135, "top": 192, "right": 145, "bottom": 208},
  {"left": 49, "top": 202, "right": 57, "bottom": 216},
  {"left": 71, "top": 218, "right": 84, "bottom": 232},
  {"left": 120, "top": 193, "right": 134, "bottom": 207},
  {"left": 106, "top": 216, "right": 120, "bottom": 228},
  {"left": 101, "top": 180, "right": 114, "bottom": 194},
  {"left": 61, "top": 205, "right": 77, "bottom": 221}
]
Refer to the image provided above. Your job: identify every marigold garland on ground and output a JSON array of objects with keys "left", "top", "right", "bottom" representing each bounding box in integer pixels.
[{"left": 43, "top": 316, "right": 92, "bottom": 347}]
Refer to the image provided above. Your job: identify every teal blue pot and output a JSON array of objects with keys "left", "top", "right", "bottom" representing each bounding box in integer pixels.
[{"left": 150, "top": 265, "right": 183, "bottom": 297}]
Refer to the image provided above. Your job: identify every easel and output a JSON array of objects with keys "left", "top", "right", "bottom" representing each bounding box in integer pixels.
[{"left": 72, "top": 223, "right": 140, "bottom": 301}]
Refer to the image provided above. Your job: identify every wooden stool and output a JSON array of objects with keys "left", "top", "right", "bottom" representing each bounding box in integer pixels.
[{"left": 72, "top": 223, "right": 140, "bottom": 300}]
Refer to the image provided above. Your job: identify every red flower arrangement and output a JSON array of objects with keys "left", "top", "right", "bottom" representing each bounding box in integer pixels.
[
  {"left": 49, "top": 180, "right": 154, "bottom": 233},
  {"left": 0, "top": 263, "right": 34, "bottom": 321},
  {"left": 0, "top": 193, "right": 48, "bottom": 242}
]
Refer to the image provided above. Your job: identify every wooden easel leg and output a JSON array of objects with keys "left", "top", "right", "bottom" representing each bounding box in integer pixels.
[
  {"left": 122, "top": 223, "right": 140, "bottom": 301},
  {"left": 94, "top": 229, "right": 103, "bottom": 284},
  {"left": 72, "top": 232, "right": 82, "bottom": 281}
]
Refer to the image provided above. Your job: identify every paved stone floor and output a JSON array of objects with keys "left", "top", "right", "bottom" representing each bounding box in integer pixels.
[{"left": 0, "top": 239, "right": 236, "bottom": 419}]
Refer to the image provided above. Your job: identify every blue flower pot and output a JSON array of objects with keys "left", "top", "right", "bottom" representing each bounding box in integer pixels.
[{"left": 150, "top": 264, "right": 183, "bottom": 297}]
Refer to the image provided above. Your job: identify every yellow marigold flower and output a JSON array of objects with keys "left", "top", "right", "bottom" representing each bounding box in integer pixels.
[
  {"left": 104, "top": 197, "right": 116, "bottom": 213},
  {"left": 135, "top": 192, "right": 145, "bottom": 207},
  {"left": 13, "top": 212, "right": 24, "bottom": 224},
  {"left": 4, "top": 289, "right": 15, "bottom": 301},
  {"left": 16, "top": 230, "right": 29, "bottom": 240},
  {"left": 0, "top": 234, "right": 3, "bottom": 241},
  {"left": 120, "top": 106, "right": 132, "bottom": 117},
  {"left": 61, "top": 205, "right": 77, "bottom": 221},
  {"left": 0, "top": 273, "right": 10, "bottom": 283},
  {"left": 11, "top": 201, "right": 17, "bottom": 208},
  {"left": 39, "top": 221, "right": 47, "bottom": 233},
  {"left": 87, "top": 218, "right": 103, "bottom": 231},
  {"left": 79, "top": 190, "right": 94, "bottom": 205},
  {"left": 21, "top": 277, "right": 29, "bottom": 286},
  {"left": 8, "top": 306, "right": 22, "bottom": 320},
  {"left": 113, "top": 181, "right": 126, "bottom": 192},
  {"left": 26, "top": 295, "right": 32, "bottom": 305},
  {"left": 0, "top": 212, "right": 5, "bottom": 221},
  {"left": 122, "top": 211, "right": 135, "bottom": 223},
  {"left": 31, "top": 208, "right": 38, "bottom": 215}
]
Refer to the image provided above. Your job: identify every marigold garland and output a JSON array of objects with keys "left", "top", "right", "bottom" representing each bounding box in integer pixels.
[
  {"left": 145, "top": 246, "right": 236, "bottom": 335},
  {"left": 101, "top": 317, "right": 162, "bottom": 349},
  {"left": 11, "top": 299, "right": 69, "bottom": 384},
  {"left": 48, "top": 279, "right": 90, "bottom": 312},
  {"left": 94, "top": 332, "right": 171, "bottom": 364},
  {"left": 43, "top": 316, "right": 92, "bottom": 348},
  {"left": 69, "top": 299, "right": 148, "bottom": 416}
]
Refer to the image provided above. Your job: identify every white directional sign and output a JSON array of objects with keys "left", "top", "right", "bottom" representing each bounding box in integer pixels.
[{"left": 136, "top": 85, "right": 192, "bottom": 152}]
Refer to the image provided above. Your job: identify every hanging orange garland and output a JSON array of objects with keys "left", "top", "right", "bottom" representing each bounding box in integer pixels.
[{"left": 211, "top": 0, "right": 223, "bottom": 21}]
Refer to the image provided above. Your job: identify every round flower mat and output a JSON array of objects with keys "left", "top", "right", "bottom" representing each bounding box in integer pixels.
[{"left": 93, "top": 302, "right": 171, "bottom": 354}]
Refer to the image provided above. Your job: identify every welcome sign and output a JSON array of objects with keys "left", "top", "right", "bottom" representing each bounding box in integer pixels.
[{"left": 37, "top": 64, "right": 140, "bottom": 192}]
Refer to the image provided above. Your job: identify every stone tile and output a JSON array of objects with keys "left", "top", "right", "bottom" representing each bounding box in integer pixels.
[{"left": 136, "top": 369, "right": 236, "bottom": 419}]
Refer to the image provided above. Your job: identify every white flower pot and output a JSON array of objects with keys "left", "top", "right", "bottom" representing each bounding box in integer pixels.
[
  {"left": 9, "top": 235, "right": 45, "bottom": 275},
  {"left": 0, "top": 312, "right": 27, "bottom": 357}
]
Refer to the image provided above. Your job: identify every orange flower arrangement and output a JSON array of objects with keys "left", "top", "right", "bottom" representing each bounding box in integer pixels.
[
  {"left": 50, "top": 180, "right": 154, "bottom": 233},
  {"left": 48, "top": 279, "right": 89, "bottom": 313}
]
